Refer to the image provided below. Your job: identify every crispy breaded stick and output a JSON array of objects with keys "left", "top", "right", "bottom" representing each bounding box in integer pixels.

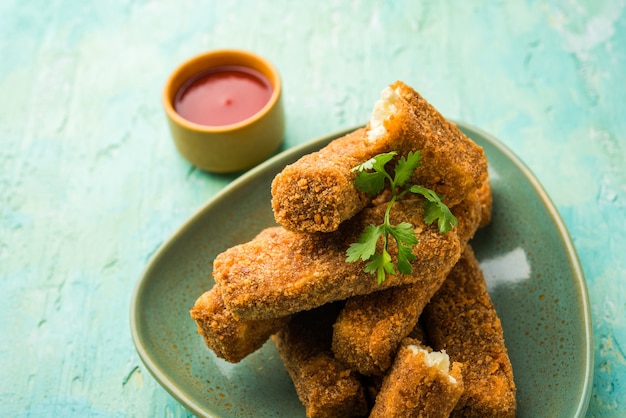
[
  {"left": 214, "top": 198, "right": 462, "bottom": 320},
  {"left": 272, "top": 303, "right": 368, "bottom": 418},
  {"left": 189, "top": 286, "right": 289, "bottom": 363},
  {"left": 332, "top": 281, "right": 446, "bottom": 376},
  {"left": 423, "top": 245, "right": 516, "bottom": 417},
  {"left": 369, "top": 338, "right": 464, "bottom": 418},
  {"left": 271, "top": 127, "right": 382, "bottom": 233},
  {"left": 331, "top": 189, "right": 486, "bottom": 376},
  {"left": 271, "top": 81, "right": 487, "bottom": 234}
]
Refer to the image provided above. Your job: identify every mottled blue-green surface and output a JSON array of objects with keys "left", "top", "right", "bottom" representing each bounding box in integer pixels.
[{"left": 1, "top": 1, "right": 624, "bottom": 416}]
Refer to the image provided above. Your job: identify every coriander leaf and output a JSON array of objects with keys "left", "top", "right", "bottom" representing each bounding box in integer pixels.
[
  {"left": 388, "top": 222, "right": 418, "bottom": 275},
  {"left": 424, "top": 201, "right": 458, "bottom": 233},
  {"left": 393, "top": 151, "right": 421, "bottom": 188},
  {"left": 396, "top": 241, "right": 416, "bottom": 275},
  {"left": 409, "top": 185, "right": 459, "bottom": 233},
  {"left": 346, "top": 224, "right": 384, "bottom": 262},
  {"left": 364, "top": 250, "right": 395, "bottom": 285},
  {"left": 351, "top": 151, "right": 397, "bottom": 173},
  {"left": 387, "top": 222, "right": 418, "bottom": 246},
  {"left": 352, "top": 151, "right": 397, "bottom": 196},
  {"left": 408, "top": 184, "right": 440, "bottom": 202},
  {"left": 354, "top": 171, "right": 387, "bottom": 196}
]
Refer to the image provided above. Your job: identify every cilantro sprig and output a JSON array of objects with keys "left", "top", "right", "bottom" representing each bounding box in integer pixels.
[{"left": 346, "top": 151, "right": 458, "bottom": 284}]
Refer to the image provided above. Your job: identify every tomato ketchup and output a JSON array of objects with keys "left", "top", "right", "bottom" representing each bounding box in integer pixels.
[{"left": 174, "top": 65, "right": 272, "bottom": 126}]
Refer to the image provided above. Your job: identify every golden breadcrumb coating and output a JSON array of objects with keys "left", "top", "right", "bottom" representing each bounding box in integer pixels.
[
  {"left": 423, "top": 246, "right": 516, "bottom": 417},
  {"left": 369, "top": 338, "right": 464, "bottom": 418},
  {"left": 272, "top": 303, "right": 368, "bottom": 418},
  {"left": 214, "top": 198, "right": 462, "bottom": 320},
  {"left": 189, "top": 286, "right": 289, "bottom": 363}
]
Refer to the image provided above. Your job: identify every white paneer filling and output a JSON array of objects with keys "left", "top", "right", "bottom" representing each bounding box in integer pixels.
[
  {"left": 408, "top": 344, "right": 457, "bottom": 384},
  {"left": 366, "top": 86, "right": 401, "bottom": 142}
]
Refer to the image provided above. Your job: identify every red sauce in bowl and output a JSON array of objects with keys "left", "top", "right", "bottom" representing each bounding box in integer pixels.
[{"left": 174, "top": 65, "right": 273, "bottom": 127}]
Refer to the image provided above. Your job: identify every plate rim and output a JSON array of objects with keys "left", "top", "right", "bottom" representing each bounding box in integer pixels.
[{"left": 129, "top": 122, "right": 593, "bottom": 417}]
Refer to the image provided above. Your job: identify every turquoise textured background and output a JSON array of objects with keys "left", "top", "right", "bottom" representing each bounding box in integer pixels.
[{"left": 1, "top": 1, "right": 624, "bottom": 416}]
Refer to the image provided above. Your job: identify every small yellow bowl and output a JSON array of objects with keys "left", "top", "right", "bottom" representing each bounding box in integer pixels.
[{"left": 162, "top": 49, "right": 285, "bottom": 173}]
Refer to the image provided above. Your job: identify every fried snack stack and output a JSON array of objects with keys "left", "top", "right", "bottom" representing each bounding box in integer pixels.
[{"left": 189, "top": 81, "right": 516, "bottom": 417}]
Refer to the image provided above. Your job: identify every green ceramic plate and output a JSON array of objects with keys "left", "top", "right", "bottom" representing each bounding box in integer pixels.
[{"left": 130, "top": 123, "right": 593, "bottom": 417}]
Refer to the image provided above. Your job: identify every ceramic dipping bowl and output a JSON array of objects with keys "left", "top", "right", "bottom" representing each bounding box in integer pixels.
[{"left": 162, "top": 49, "right": 284, "bottom": 173}]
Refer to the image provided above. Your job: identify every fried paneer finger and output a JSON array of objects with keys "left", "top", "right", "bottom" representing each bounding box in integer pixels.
[
  {"left": 271, "top": 127, "right": 383, "bottom": 233},
  {"left": 332, "top": 281, "right": 446, "bottom": 376},
  {"left": 331, "top": 189, "right": 485, "bottom": 376},
  {"left": 189, "top": 286, "right": 289, "bottom": 363},
  {"left": 272, "top": 303, "right": 368, "bottom": 418},
  {"left": 214, "top": 198, "right": 462, "bottom": 320},
  {"left": 423, "top": 245, "right": 516, "bottom": 417},
  {"left": 369, "top": 338, "right": 464, "bottom": 418}
]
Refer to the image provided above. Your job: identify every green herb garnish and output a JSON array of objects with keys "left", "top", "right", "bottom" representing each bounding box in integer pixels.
[{"left": 345, "top": 151, "right": 458, "bottom": 284}]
